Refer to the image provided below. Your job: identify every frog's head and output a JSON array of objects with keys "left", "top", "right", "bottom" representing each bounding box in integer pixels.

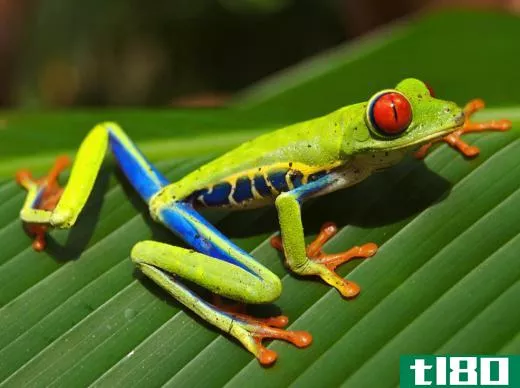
[{"left": 345, "top": 78, "right": 464, "bottom": 155}]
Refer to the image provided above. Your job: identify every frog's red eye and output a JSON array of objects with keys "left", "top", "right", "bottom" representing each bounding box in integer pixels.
[
  {"left": 368, "top": 92, "right": 412, "bottom": 136},
  {"left": 425, "top": 82, "right": 435, "bottom": 97}
]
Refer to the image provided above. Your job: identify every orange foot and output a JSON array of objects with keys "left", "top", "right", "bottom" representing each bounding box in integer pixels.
[
  {"left": 15, "top": 155, "right": 70, "bottom": 251},
  {"left": 235, "top": 312, "right": 312, "bottom": 365},
  {"left": 212, "top": 295, "right": 311, "bottom": 365},
  {"left": 271, "top": 222, "right": 377, "bottom": 298},
  {"left": 415, "top": 99, "right": 512, "bottom": 159}
]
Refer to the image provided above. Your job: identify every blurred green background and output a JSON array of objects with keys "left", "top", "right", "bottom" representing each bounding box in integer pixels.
[{"left": 2, "top": 0, "right": 517, "bottom": 108}]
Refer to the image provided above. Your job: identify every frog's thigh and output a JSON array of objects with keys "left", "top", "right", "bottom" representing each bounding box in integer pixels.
[{"left": 131, "top": 240, "right": 281, "bottom": 304}]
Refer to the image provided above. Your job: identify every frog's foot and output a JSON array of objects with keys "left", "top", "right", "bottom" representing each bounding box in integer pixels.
[
  {"left": 22, "top": 224, "right": 47, "bottom": 252},
  {"left": 212, "top": 293, "right": 307, "bottom": 365},
  {"left": 415, "top": 99, "right": 512, "bottom": 159},
  {"left": 15, "top": 155, "right": 70, "bottom": 251},
  {"left": 230, "top": 311, "right": 312, "bottom": 365},
  {"left": 271, "top": 222, "right": 377, "bottom": 298}
]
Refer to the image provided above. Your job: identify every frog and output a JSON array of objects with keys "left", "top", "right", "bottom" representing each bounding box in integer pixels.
[{"left": 15, "top": 78, "right": 511, "bottom": 365}]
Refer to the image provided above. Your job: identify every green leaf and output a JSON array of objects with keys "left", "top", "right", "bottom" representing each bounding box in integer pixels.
[{"left": 1, "top": 10, "right": 519, "bottom": 388}]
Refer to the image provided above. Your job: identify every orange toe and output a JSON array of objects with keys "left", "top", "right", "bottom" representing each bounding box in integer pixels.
[
  {"left": 343, "top": 281, "right": 360, "bottom": 298},
  {"left": 360, "top": 242, "right": 378, "bottom": 257}
]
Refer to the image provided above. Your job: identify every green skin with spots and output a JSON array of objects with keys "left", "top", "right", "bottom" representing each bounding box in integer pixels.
[
  {"left": 163, "top": 78, "right": 463, "bottom": 202},
  {"left": 19, "top": 78, "right": 468, "bottom": 364}
]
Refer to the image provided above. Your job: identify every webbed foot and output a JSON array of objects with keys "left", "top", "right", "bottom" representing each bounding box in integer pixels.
[
  {"left": 15, "top": 155, "right": 70, "bottom": 251},
  {"left": 415, "top": 99, "right": 512, "bottom": 159},
  {"left": 271, "top": 222, "right": 377, "bottom": 298},
  {"left": 230, "top": 311, "right": 312, "bottom": 365},
  {"left": 211, "top": 294, "right": 311, "bottom": 365}
]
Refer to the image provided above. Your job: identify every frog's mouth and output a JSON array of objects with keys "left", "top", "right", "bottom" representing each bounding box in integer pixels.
[
  {"left": 417, "top": 112, "right": 465, "bottom": 144},
  {"left": 391, "top": 111, "right": 466, "bottom": 151}
]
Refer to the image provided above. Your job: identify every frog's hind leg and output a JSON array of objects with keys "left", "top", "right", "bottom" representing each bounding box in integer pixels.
[
  {"left": 15, "top": 125, "right": 109, "bottom": 250},
  {"left": 106, "top": 123, "right": 169, "bottom": 202},
  {"left": 16, "top": 122, "right": 168, "bottom": 250},
  {"left": 131, "top": 238, "right": 312, "bottom": 365}
]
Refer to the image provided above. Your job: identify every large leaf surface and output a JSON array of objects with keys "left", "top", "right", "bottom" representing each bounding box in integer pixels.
[{"left": 0, "top": 10, "right": 519, "bottom": 388}]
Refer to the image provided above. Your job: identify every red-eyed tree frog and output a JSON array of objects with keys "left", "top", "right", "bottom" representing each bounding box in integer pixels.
[{"left": 16, "top": 79, "right": 511, "bottom": 365}]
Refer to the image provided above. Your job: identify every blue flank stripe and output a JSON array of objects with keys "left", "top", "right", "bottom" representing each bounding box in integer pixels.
[
  {"left": 160, "top": 203, "right": 260, "bottom": 277},
  {"left": 268, "top": 170, "right": 289, "bottom": 192},
  {"left": 253, "top": 174, "right": 271, "bottom": 197},
  {"left": 233, "top": 177, "right": 253, "bottom": 203},
  {"left": 202, "top": 182, "right": 231, "bottom": 206},
  {"left": 108, "top": 128, "right": 169, "bottom": 202}
]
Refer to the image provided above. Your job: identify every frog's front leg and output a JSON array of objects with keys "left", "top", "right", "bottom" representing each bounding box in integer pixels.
[
  {"left": 273, "top": 175, "right": 377, "bottom": 298},
  {"left": 133, "top": 200, "right": 311, "bottom": 365}
]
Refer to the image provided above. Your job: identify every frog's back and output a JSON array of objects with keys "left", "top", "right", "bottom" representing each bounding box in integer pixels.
[{"left": 173, "top": 112, "right": 347, "bottom": 208}]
